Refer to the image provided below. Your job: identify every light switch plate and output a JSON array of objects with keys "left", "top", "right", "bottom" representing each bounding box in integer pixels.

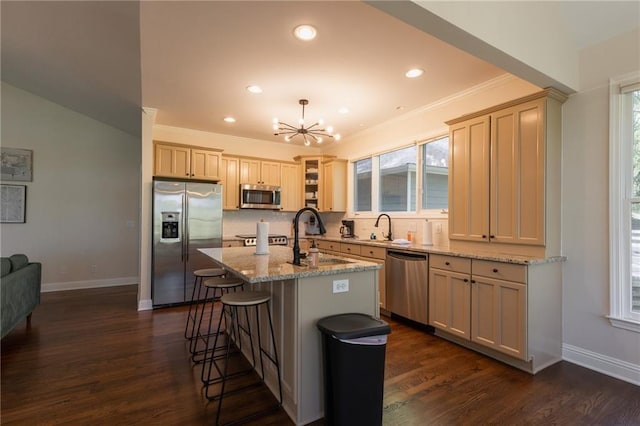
[{"left": 333, "top": 279, "right": 349, "bottom": 293}]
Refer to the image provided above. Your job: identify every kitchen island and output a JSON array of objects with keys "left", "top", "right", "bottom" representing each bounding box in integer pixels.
[{"left": 199, "top": 246, "right": 381, "bottom": 426}]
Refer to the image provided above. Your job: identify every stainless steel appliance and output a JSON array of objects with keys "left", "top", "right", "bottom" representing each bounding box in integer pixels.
[
  {"left": 152, "top": 178, "right": 223, "bottom": 307},
  {"left": 340, "top": 220, "right": 355, "bottom": 238},
  {"left": 385, "top": 250, "right": 429, "bottom": 324},
  {"left": 235, "top": 234, "right": 288, "bottom": 246},
  {"left": 239, "top": 184, "right": 281, "bottom": 210}
]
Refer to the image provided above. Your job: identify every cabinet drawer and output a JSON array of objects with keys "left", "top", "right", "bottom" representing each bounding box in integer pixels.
[
  {"left": 472, "top": 260, "right": 527, "bottom": 284},
  {"left": 316, "top": 240, "right": 340, "bottom": 252},
  {"left": 360, "top": 245, "right": 386, "bottom": 260},
  {"left": 430, "top": 254, "right": 471, "bottom": 274},
  {"left": 340, "top": 243, "right": 362, "bottom": 256}
]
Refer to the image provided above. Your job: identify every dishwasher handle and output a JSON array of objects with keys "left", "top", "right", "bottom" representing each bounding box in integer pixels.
[{"left": 387, "top": 250, "right": 427, "bottom": 262}]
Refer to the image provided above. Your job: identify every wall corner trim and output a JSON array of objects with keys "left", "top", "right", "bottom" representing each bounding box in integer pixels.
[{"left": 138, "top": 299, "right": 153, "bottom": 311}]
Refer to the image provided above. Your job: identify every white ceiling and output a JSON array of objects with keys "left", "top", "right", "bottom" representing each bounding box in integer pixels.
[{"left": 2, "top": 1, "right": 639, "bottom": 143}]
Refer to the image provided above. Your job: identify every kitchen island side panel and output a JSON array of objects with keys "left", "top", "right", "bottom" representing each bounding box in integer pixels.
[{"left": 296, "top": 270, "right": 379, "bottom": 425}]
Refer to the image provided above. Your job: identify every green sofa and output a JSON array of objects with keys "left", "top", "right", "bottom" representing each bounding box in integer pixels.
[{"left": 1, "top": 254, "right": 42, "bottom": 339}]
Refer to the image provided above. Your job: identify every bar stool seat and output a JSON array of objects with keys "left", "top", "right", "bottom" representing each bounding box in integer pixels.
[
  {"left": 190, "top": 277, "right": 244, "bottom": 363},
  {"left": 204, "top": 290, "right": 283, "bottom": 425}
]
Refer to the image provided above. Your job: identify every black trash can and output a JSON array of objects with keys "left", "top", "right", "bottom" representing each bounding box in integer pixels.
[{"left": 317, "top": 313, "right": 391, "bottom": 426}]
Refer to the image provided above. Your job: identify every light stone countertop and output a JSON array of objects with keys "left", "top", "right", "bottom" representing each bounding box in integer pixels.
[
  {"left": 310, "top": 236, "right": 566, "bottom": 265},
  {"left": 199, "top": 246, "right": 381, "bottom": 284}
]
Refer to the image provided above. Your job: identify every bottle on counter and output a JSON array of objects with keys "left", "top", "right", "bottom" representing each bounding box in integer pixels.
[{"left": 308, "top": 240, "right": 319, "bottom": 268}]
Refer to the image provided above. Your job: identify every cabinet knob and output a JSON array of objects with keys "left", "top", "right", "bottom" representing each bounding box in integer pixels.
[
  {"left": 490, "top": 235, "right": 495, "bottom": 239},
  {"left": 493, "top": 268, "right": 499, "bottom": 273},
  {"left": 471, "top": 279, "right": 476, "bottom": 283},
  {"left": 482, "top": 235, "right": 487, "bottom": 239},
  {"left": 463, "top": 278, "right": 469, "bottom": 283},
  {"left": 445, "top": 261, "right": 450, "bottom": 266}
]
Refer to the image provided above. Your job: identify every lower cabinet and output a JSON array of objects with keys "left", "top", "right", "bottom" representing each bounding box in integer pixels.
[
  {"left": 429, "top": 254, "right": 528, "bottom": 362},
  {"left": 428, "top": 255, "right": 471, "bottom": 339}
]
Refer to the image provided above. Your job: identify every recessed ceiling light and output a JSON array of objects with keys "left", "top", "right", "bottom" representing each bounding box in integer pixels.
[
  {"left": 294, "top": 24, "right": 317, "bottom": 41},
  {"left": 405, "top": 68, "right": 424, "bottom": 78},
  {"left": 223, "top": 117, "right": 236, "bottom": 123},
  {"left": 338, "top": 107, "right": 350, "bottom": 114},
  {"left": 246, "top": 85, "right": 262, "bottom": 94}
]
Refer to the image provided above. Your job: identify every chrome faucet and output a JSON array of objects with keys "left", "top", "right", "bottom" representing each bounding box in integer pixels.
[
  {"left": 374, "top": 213, "right": 392, "bottom": 241},
  {"left": 292, "top": 207, "right": 326, "bottom": 266}
]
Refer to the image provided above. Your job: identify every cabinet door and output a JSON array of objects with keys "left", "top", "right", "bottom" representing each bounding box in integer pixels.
[
  {"left": 191, "top": 149, "right": 221, "bottom": 181},
  {"left": 471, "top": 275, "right": 527, "bottom": 360},
  {"left": 321, "top": 161, "right": 346, "bottom": 212},
  {"left": 448, "top": 116, "right": 490, "bottom": 241},
  {"left": 155, "top": 144, "right": 190, "bottom": 178},
  {"left": 221, "top": 156, "right": 239, "bottom": 210},
  {"left": 429, "top": 268, "right": 471, "bottom": 339},
  {"left": 280, "top": 163, "right": 302, "bottom": 211},
  {"left": 240, "top": 159, "right": 261, "bottom": 184},
  {"left": 490, "top": 99, "right": 545, "bottom": 245},
  {"left": 261, "top": 161, "right": 281, "bottom": 186}
]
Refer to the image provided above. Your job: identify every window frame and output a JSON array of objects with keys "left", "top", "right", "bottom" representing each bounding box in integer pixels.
[{"left": 608, "top": 72, "right": 640, "bottom": 332}]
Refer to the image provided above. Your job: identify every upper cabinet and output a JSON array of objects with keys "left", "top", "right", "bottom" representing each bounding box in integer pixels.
[
  {"left": 296, "top": 156, "right": 347, "bottom": 212},
  {"left": 240, "top": 159, "right": 281, "bottom": 186},
  {"left": 221, "top": 155, "right": 240, "bottom": 210},
  {"left": 154, "top": 142, "right": 221, "bottom": 181},
  {"left": 446, "top": 89, "right": 567, "bottom": 257},
  {"left": 280, "top": 163, "right": 302, "bottom": 212}
]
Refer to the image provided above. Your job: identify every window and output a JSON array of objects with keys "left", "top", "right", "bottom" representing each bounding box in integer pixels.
[
  {"left": 422, "top": 136, "right": 449, "bottom": 210},
  {"left": 354, "top": 158, "right": 372, "bottom": 212},
  {"left": 379, "top": 145, "right": 416, "bottom": 212},
  {"left": 609, "top": 73, "right": 640, "bottom": 332}
]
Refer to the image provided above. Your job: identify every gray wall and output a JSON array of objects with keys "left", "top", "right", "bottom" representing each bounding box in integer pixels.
[{"left": 1, "top": 83, "right": 140, "bottom": 290}]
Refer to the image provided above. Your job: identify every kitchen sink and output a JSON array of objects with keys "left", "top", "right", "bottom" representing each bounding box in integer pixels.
[{"left": 293, "top": 257, "right": 355, "bottom": 267}]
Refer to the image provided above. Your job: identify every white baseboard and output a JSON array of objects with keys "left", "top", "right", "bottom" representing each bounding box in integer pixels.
[
  {"left": 42, "top": 277, "right": 138, "bottom": 293},
  {"left": 138, "top": 299, "right": 153, "bottom": 311},
  {"left": 563, "top": 343, "right": 640, "bottom": 386}
]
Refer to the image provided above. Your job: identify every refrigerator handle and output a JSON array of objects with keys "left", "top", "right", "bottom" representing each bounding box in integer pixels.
[
  {"left": 184, "top": 192, "right": 189, "bottom": 262},
  {"left": 181, "top": 193, "right": 186, "bottom": 263}
]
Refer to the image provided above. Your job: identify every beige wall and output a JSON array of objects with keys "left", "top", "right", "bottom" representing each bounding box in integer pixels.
[
  {"left": 1, "top": 82, "right": 140, "bottom": 291},
  {"left": 561, "top": 29, "right": 640, "bottom": 374}
]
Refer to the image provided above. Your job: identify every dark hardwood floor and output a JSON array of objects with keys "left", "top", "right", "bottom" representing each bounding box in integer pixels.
[{"left": 2, "top": 285, "right": 639, "bottom": 425}]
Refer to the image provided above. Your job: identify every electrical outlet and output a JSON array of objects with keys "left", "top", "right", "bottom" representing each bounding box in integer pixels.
[
  {"left": 333, "top": 279, "right": 349, "bottom": 293},
  {"left": 435, "top": 223, "right": 442, "bottom": 234}
]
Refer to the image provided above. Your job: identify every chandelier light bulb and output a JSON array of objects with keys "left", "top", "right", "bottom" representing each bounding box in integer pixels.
[
  {"left": 326, "top": 125, "right": 334, "bottom": 134},
  {"left": 304, "top": 139, "right": 311, "bottom": 146},
  {"left": 335, "top": 134, "right": 341, "bottom": 141},
  {"left": 272, "top": 124, "right": 279, "bottom": 131},
  {"left": 273, "top": 117, "right": 279, "bottom": 124},
  {"left": 285, "top": 135, "right": 292, "bottom": 142},
  {"left": 317, "top": 137, "right": 323, "bottom": 144},
  {"left": 318, "top": 118, "right": 324, "bottom": 126}
]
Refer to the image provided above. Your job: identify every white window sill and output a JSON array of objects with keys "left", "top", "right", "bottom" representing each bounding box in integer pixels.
[{"left": 607, "top": 315, "right": 640, "bottom": 333}]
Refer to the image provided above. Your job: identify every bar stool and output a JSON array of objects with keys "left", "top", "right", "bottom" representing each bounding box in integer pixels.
[
  {"left": 190, "top": 277, "right": 244, "bottom": 364},
  {"left": 185, "top": 268, "right": 227, "bottom": 342},
  {"left": 203, "top": 291, "right": 283, "bottom": 425}
]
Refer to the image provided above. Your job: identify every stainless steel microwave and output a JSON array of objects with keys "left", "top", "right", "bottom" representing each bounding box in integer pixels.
[{"left": 239, "top": 184, "right": 282, "bottom": 210}]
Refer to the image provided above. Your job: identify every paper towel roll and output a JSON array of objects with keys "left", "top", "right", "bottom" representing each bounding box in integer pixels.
[
  {"left": 422, "top": 220, "right": 433, "bottom": 246},
  {"left": 256, "top": 221, "right": 270, "bottom": 255}
]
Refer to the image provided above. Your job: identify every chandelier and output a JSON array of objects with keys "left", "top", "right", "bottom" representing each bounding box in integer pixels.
[{"left": 272, "top": 99, "right": 341, "bottom": 146}]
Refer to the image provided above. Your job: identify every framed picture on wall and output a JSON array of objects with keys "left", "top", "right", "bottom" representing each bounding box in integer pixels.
[
  {"left": 1, "top": 184, "right": 26, "bottom": 223},
  {"left": 1, "top": 147, "right": 33, "bottom": 181}
]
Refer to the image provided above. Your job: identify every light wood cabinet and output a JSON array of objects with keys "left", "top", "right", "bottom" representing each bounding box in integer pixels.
[
  {"left": 428, "top": 254, "right": 472, "bottom": 339},
  {"left": 430, "top": 254, "right": 562, "bottom": 374},
  {"left": 280, "top": 163, "right": 302, "bottom": 211},
  {"left": 446, "top": 89, "right": 566, "bottom": 257},
  {"left": 321, "top": 160, "right": 347, "bottom": 212},
  {"left": 154, "top": 142, "right": 221, "bottom": 181},
  {"left": 356, "top": 245, "right": 387, "bottom": 310},
  {"left": 315, "top": 239, "right": 340, "bottom": 253},
  {"left": 295, "top": 156, "right": 347, "bottom": 212},
  {"left": 220, "top": 156, "right": 239, "bottom": 210},
  {"left": 240, "top": 158, "right": 281, "bottom": 186}
]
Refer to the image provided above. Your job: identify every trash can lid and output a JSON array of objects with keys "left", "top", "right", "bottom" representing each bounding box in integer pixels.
[{"left": 317, "top": 313, "right": 391, "bottom": 340}]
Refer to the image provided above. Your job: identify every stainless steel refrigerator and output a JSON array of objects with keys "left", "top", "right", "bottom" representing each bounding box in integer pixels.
[{"left": 152, "top": 178, "right": 223, "bottom": 307}]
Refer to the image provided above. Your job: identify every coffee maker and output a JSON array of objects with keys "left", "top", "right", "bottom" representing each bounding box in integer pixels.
[{"left": 340, "top": 220, "right": 355, "bottom": 238}]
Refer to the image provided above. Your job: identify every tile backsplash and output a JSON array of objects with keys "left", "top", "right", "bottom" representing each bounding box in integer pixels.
[{"left": 223, "top": 210, "right": 448, "bottom": 246}]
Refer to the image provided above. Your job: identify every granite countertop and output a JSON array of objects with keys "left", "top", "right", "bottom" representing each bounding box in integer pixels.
[
  {"left": 311, "top": 236, "right": 565, "bottom": 265},
  {"left": 199, "top": 246, "right": 381, "bottom": 284}
]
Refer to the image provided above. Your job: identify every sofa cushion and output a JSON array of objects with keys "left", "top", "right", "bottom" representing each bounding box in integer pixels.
[
  {"left": 1, "top": 258, "right": 11, "bottom": 277},
  {"left": 9, "top": 254, "right": 29, "bottom": 272}
]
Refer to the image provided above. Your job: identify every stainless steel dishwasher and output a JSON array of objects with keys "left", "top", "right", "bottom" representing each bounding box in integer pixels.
[{"left": 385, "top": 250, "right": 428, "bottom": 325}]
